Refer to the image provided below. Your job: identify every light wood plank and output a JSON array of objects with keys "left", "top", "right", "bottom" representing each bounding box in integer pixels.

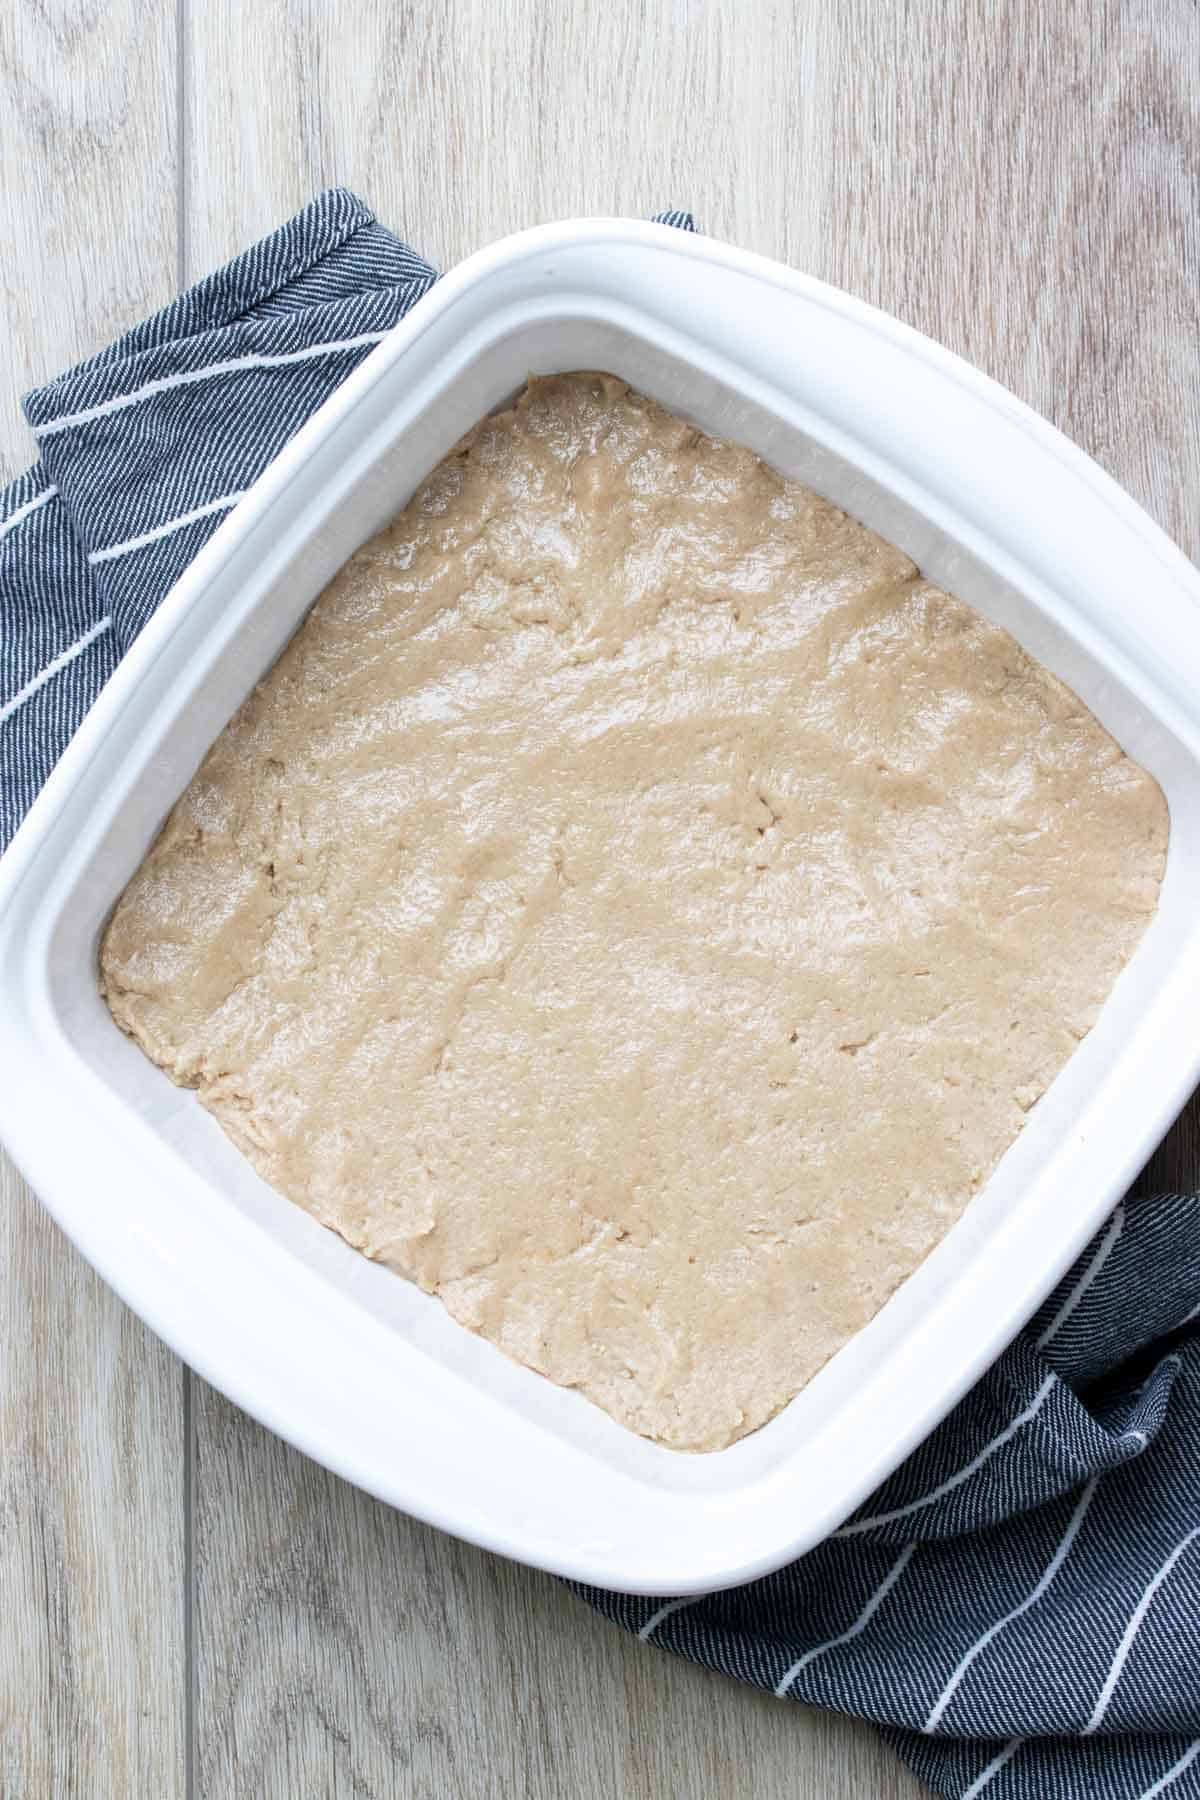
[
  {"left": 188, "top": 0, "right": 1200, "bottom": 558},
  {"left": 798, "top": 0, "right": 1200, "bottom": 561},
  {"left": 0, "top": 2, "right": 180, "bottom": 480},
  {"left": 0, "top": 1165, "right": 185, "bottom": 1799},
  {"left": 184, "top": 2, "right": 1198, "bottom": 1795},
  {"left": 192, "top": 1378, "right": 909, "bottom": 1800},
  {"left": 0, "top": 3, "right": 185, "bottom": 1796}
]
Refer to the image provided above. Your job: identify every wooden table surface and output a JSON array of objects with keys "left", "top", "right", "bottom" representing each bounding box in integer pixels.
[{"left": 2, "top": 3, "right": 1198, "bottom": 1795}]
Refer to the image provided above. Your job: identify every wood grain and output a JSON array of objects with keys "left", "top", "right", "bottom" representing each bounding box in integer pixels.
[
  {"left": 192, "top": 1378, "right": 906, "bottom": 1800},
  {"left": 0, "top": 1165, "right": 185, "bottom": 1799},
  {"left": 0, "top": 1, "right": 179, "bottom": 479},
  {"left": 0, "top": 4, "right": 184, "bottom": 1797},
  {"left": 2, "top": 0, "right": 1198, "bottom": 1794}
]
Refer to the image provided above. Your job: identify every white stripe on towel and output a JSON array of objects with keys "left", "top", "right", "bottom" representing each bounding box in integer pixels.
[
  {"left": 924, "top": 1478, "right": 1098, "bottom": 1734},
  {"left": 0, "top": 484, "right": 58, "bottom": 544},
  {"left": 1036, "top": 1203, "right": 1124, "bottom": 1350},
  {"left": 88, "top": 491, "right": 247, "bottom": 564},
  {"left": 1084, "top": 1524, "right": 1200, "bottom": 1734},
  {"left": 962, "top": 1738, "right": 1022, "bottom": 1799},
  {"left": 638, "top": 1595, "right": 707, "bottom": 1643},
  {"left": 1141, "top": 1740, "right": 1200, "bottom": 1800},
  {"left": 836, "top": 1375, "right": 1057, "bottom": 1538},
  {"left": 775, "top": 1546, "right": 915, "bottom": 1697},
  {"left": 0, "top": 616, "right": 112, "bottom": 727},
  {"left": 33, "top": 330, "right": 389, "bottom": 438}
]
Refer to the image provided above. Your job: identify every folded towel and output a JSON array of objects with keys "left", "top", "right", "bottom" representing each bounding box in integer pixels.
[{"left": 2, "top": 191, "right": 1196, "bottom": 1800}]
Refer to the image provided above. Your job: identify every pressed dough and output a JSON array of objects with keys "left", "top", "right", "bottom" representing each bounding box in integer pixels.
[{"left": 100, "top": 373, "right": 1168, "bottom": 1452}]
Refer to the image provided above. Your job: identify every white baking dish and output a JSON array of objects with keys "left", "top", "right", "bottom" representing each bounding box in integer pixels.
[{"left": 3, "top": 221, "right": 1200, "bottom": 1595}]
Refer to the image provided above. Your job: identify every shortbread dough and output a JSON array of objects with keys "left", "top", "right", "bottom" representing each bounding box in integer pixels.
[{"left": 100, "top": 373, "right": 1168, "bottom": 1450}]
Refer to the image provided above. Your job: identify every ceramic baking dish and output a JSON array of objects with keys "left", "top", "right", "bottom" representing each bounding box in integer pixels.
[{"left": 3, "top": 221, "right": 1200, "bottom": 1595}]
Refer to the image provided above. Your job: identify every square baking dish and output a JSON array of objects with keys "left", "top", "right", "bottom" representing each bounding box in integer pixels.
[{"left": 3, "top": 221, "right": 1200, "bottom": 1595}]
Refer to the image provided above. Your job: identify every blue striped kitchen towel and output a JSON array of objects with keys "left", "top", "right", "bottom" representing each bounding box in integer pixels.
[{"left": 1, "top": 190, "right": 1197, "bottom": 1800}]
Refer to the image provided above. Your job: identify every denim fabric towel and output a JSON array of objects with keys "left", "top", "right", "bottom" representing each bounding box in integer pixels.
[{"left": 1, "top": 190, "right": 1197, "bottom": 1800}]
